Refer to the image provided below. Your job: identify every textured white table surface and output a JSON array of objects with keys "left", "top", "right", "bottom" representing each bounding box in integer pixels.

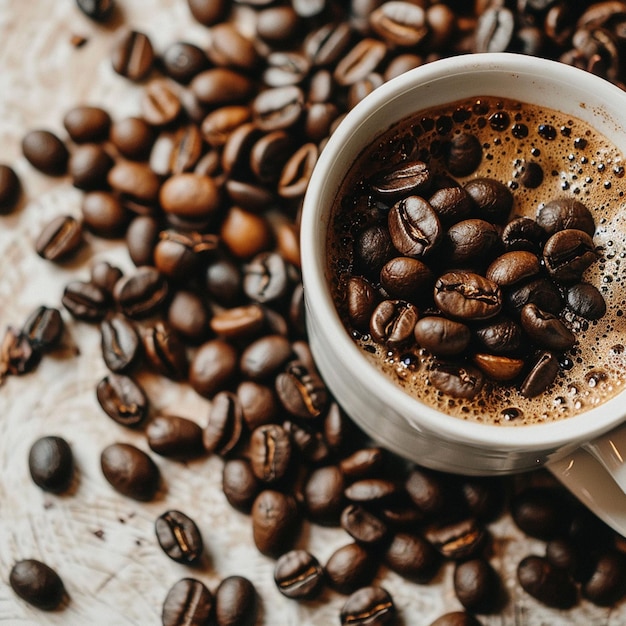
[{"left": 1, "top": 1, "right": 626, "bottom": 624}]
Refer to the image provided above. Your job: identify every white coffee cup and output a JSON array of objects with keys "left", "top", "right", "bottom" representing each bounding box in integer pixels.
[{"left": 300, "top": 52, "right": 626, "bottom": 535}]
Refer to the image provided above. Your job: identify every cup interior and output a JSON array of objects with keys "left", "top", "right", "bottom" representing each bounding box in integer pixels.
[{"left": 301, "top": 52, "right": 626, "bottom": 455}]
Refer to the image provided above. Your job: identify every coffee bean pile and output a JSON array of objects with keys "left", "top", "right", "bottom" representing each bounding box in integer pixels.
[{"left": 3, "top": 1, "right": 626, "bottom": 624}]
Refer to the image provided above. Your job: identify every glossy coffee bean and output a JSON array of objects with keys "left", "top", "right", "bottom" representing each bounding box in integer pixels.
[
  {"left": 428, "top": 185, "right": 473, "bottom": 225},
  {"left": 81, "top": 190, "right": 128, "bottom": 236},
  {"left": 100, "top": 442, "right": 160, "bottom": 501},
  {"left": 252, "top": 86, "right": 304, "bottom": 132},
  {"left": 100, "top": 313, "right": 141, "bottom": 373},
  {"left": 428, "top": 362, "right": 484, "bottom": 399},
  {"left": 159, "top": 173, "right": 219, "bottom": 220},
  {"left": 0, "top": 164, "right": 21, "bottom": 212},
  {"left": 147, "top": 414, "right": 204, "bottom": 459},
  {"left": 536, "top": 197, "right": 595, "bottom": 237},
  {"left": 442, "top": 218, "right": 500, "bottom": 266},
  {"left": 141, "top": 79, "right": 182, "bottom": 126},
  {"left": 67, "top": 138, "right": 114, "bottom": 188},
  {"left": 583, "top": 550, "right": 626, "bottom": 606},
  {"left": 251, "top": 490, "right": 299, "bottom": 557},
  {"left": 142, "top": 321, "right": 188, "bottom": 380},
  {"left": 303, "top": 465, "right": 345, "bottom": 525},
  {"left": 162, "top": 578, "right": 213, "bottom": 626},
  {"left": 250, "top": 424, "right": 291, "bottom": 484},
  {"left": 274, "top": 549, "right": 324, "bottom": 600},
  {"left": 520, "top": 303, "right": 576, "bottom": 351},
  {"left": 62, "top": 280, "right": 108, "bottom": 322},
  {"left": 214, "top": 576, "right": 257, "bottom": 626},
  {"left": 371, "top": 160, "right": 432, "bottom": 201},
  {"left": 96, "top": 373, "right": 148, "bottom": 427},
  {"left": 162, "top": 42, "right": 208, "bottom": 84},
  {"left": 28, "top": 436, "right": 74, "bottom": 493},
  {"left": 22, "top": 129, "right": 69, "bottom": 176},
  {"left": 370, "top": 300, "right": 418, "bottom": 347},
  {"left": 511, "top": 487, "right": 569, "bottom": 540},
  {"left": 222, "top": 458, "right": 260, "bottom": 513},
  {"left": 445, "top": 132, "right": 482, "bottom": 176},
  {"left": 517, "top": 555, "right": 577, "bottom": 609},
  {"left": 340, "top": 586, "right": 395, "bottom": 626},
  {"left": 155, "top": 510, "right": 203, "bottom": 564},
  {"left": 384, "top": 532, "right": 440, "bottom": 582},
  {"left": 275, "top": 360, "right": 328, "bottom": 419},
  {"left": 454, "top": 558, "right": 501, "bottom": 612},
  {"left": 63, "top": 105, "right": 111, "bottom": 143},
  {"left": 9, "top": 559, "right": 65, "bottom": 610},
  {"left": 473, "top": 316, "right": 523, "bottom": 355},
  {"left": 486, "top": 251, "right": 541, "bottom": 286},
  {"left": 506, "top": 277, "right": 563, "bottom": 317},
  {"left": 370, "top": 1, "right": 427, "bottom": 46},
  {"left": 35, "top": 215, "right": 83, "bottom": 262},
  {"left": 566, "top": 282, "right": 606, "bottom": 320},
  {"left": 473, "top": 353, "right": 525, "bottom": 382},
  {"left": 110, "top": 117, "right": 155, "bottom": 160},
  {"left": 206, "top": 22, "right": 259, "bottom": 70},
  {"left": 107, "top": 161, "right": 161, "bottom": 205},
  {"left": 435, "top": 272, "right": 502, "bottom": 321},
  {"left": 464, "top": 177, "right": 513, "bottom": 224},
  {"left": 501, "top": 216, "right": 546, "bottom": 252},
  {"left": 167, "top": 290, "right": 210, "bottom": 344},
  {"left": 380, "top": 256, "right": 433, "bottom": 300},
  {"left": 191, "top": 68, "right": 254, "bottom": 107},
  {"left": 520, "top": 350, "right": 560, "bottom": 398},
  {"left": 189, "top": 339, "right": 238, "bottom": 398},
  {"left": 414, "top": 317, "right": 471, "bottom": 357},
  {"left": 111, "top": 30, "right": 155, "bottom": 81},
  {"left": 426, "top": 519, "right": 487, "bottom": 561},
  {"left": 113, "top": 266, "right": 169, "bottom": 319},
  {"left": 388, "top": 195, "right": 442, "bottom": 257},
  {"left": 347, "top": 276, "right": 379, "bottom": 333},
  {"left": 240, "top": 335, "right": 292, "bottom": 382},
  {"left": 340, "top": 504, "right": 388, "bottom": 545},
  {"left": 325, "top": 543, "right": 378, "bottom": 594},
  {"left": 22, "top": 306, "right": 64, "bottom": 351},
  {"left": 203, "top": 391, "right": 243, "bottom": 456},
  {"left": 543, "top": 228, "right": 597, "bottom": 283}
]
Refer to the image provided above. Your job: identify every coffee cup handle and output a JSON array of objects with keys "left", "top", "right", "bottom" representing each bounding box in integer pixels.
[{"left": 582, "top": 425, "right": 626, "bottom": 494}]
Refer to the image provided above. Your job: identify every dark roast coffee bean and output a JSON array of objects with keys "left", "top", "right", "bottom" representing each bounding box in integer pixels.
[
  {"left": 428, "top": 185, "right": 473, "bottom": 225},
  {"left": 243, "top": 252, "right": 288, "bottom": 304},
  {"left": 486, "top": 251, "right": 541, "bottom": 286},
  {"left": 340, "top": 586, "right": 395, "bottom": 626},
  {"left": 405, "top": 467, "right": 449, "bottom": 517},
  {"left": 274, "top": 549, "right": 324, "bottom": 600},
  {"left": 62, "top": 280, "right": 108, "bottom": 322},
  {"left": 546, "top": 538, "right": 593, "bottom": 583},
  {"left": 205, "top": 255, "right": 243, "bottom": 307},
  {"left": 2, "top": 328, "right": 42, "bottom": 377},
  {"left": 100, "top": 313, "right": 141, "bottom": 373},
  {"left": 460, "top": 476, "right": 506, "bottom": 522},
  {"left": 206, "top": 22, "right": 259, "bottom": 70},
  {"left": 253, "top": 86, "right": 304, "bottom": 131},
  {"left": 91, "top": 261, "right": 123, "bottom": 296},
  {"left": 429, "top": 362, "right": 484, "bottom": 399},
  {"left": 28, "top": 436, "right": 74, "bottom": 493},
  {"left": 111, "top": 30, "right": 155, "bottom": 81},
  {"left": 370, "top": 2, "right": 428, "bottom": 46},
  {"left": 35, "top": 215, "right": 83, "bottom": 262},
  {"left": 159, "top": 173, "right": 220, "bottom": 220},
  {"left": 506, "top": 277, "right": 563, "bottom": 317},
  {"left": 474, "top": 7, "right": 515, "bottom": 52},
  {"left": 96, "top": 373, "right": 148, "bottom": 427},
  {"left": 502, "top": 216, "right": 546, "bottom": 252},
  {"left": 126, "top": 215, "right": 159, "bottom": 266},
  {"left": 380, "top": 256, "right": 433, "bottom": 300},
  {"left": 473, "top": 316, "right": 522, "bottom": 355},
  {"left": 473, "top": 353, "right": 525, "bottom": 382},
  {"left": 22, "top": 129, "right": 69, "bottom": 176},
  {"left": 256, "top": 6, "right": 301, "bottom": 43},
  {"left": 275, "top": 360, "right": 328, "bottom": 419},
  {"left": 370, "top": 300, "right": 418, "bottom": 347},
  {"left": 239, "top": 381, "right": 279, "bottom": 431},
  {"left": 566, "top": 282, "right": 606, "bottom": 319},
  {"left": 110, "top": 117, "right": 155, "bottom": 160},
  {"left": 222, "top": 458, "right": 260, "bottom": 512},
  {"left": 281, "top": 144, "right": 317, "bottom": 198},
  {"left": 75, "top": 0, "right": 114, "bottom": 22},
  {"left": 214, "top": 576, "right": 257, "bottom": 626},
  {"left": 201, "top": 105, "right": 251, "bottom": 148},
  {"left": 0, "top": 164, "right": 21, "bottom": 212},
  {"left": 284, "top": 419, "right": 330, "bottom": 465},
  {"left": 81, "top": 190, "right": 128, "bottom": 236},
  {"left": 249, "top": 424, "right": 292, "bottom": 483},
  {"left": 355, "top": 224, "right": 395, "bottom": 277},
  {"left": 333, "top": 38, "right": 387, "bottom": 86},
  {"left": 100, "top": 442, "right": 160, "bottom": 501},
  {"left": 441, "top": 218, "right": 500, "bottom": 266},
  {"left": 425, "top": 518, "right": 487, "bottom": 561},
  {"left": 517, "top": 555, "right": 577, "bottom": 609},
  {"left": 113, "top": 266, "right": 169, "bottom": 319},
  {"left": 543, "top": 228, "right": 597, "bottom": 283},
  {"left": 22, "top": 306, "right": 64, "bottom": 351},
  {"left": 520, "top": 350, "right": 561, "bottom": 398},
  {"left": 63, "top": 105, "right": 111, "bottom": 143},
  {"left": 385, "top": 531, "right": 441, "bottom": 582},
  {"left": 9, "top": 559, "right": 65, "bottom": 611},
  {"left": 346, "top": 276, "right": 377, "bottom": 333},
  {"left": 303, "top": 465, "right": 345, "bottom": 524},
  {"left": 240, "top": 335, "right": 292, "bottom": 381},
  {"left": 167, "top": 290, "right": 210, "bottom": 344},
  {"left": 454, "top": 558, "right": 501, "bottom": 612},
  {"left": 189, "top": 339, "right": 238, "bottom": 398},
  {"left": 191, "top": 68, "right": 254, "bottom": 107},
  {"left": 414, "top": 317, "right": 471, "bottom": 357},
  {"left": 251, "top": 489, "right": 299, "bottom": 557},
  {"left": 371, "top": 160, "right": 432, "bottom": 201},
  {"left": 340, "top": 447, "right": 385, "bottom": 479},
  {"left": 162, "top": 42, "right": 208, "bottom": 84},
  {"left": 511, "top": 487, "right": 570, "bottom": 540},
  {"left": 162, "top": 578, "right": 213, "bottom": 626},
  {"left": 203, "top": 391, "right": 243, "bottom": 456},
  {"left": 434, "top": 272, "right": 501, "bottom": 321},
  {"left": 143, "top": 321, "right": 188, "bottom": 380},
  {"left": 107, "top": 160, "right": 161, "bottom": 205},
  {"left": 428, "top": 612, "right": 483, "bottom": 626},
  {"left": 325, "top": 543, "right": 378, "bottom": 594},
  {"left": 147, "top": 414, "right": 204, "bottom": 459},
  {"left": 520, "top": 303, "right": 576, "bottom": 351},
  {"left": 304, "top": 21, "right": 352, "bottom": 67},
  {"left": 141, "top": 79, "right": 181, "bottom": 127},
  {"left": 536, "top": 197, "right": 596, "bottom": 237},
  {"left": 445, "top": 133, "right": 482, "bottom": 176},
  {"left": 583, "top": 550, "right": 626, "bottom": 606},
  {"left": 340, "top": 504, "right": 388, "bottom": 545},
  {"left": 155, "top": 510, "right": 203, "bottom": 564},
  {"left": 264, "top": 51, "right": 310, "bottom": 88},
  {"left": 464, "top": 177, "right": 513, "bottom": 224},
  {"left": 153, "top": 232, "right": 200, "bottom": 279}
]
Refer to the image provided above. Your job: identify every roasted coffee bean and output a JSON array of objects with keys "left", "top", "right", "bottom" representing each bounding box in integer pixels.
[
  {"left": 22, "top": 306, "right": 64, "bottom": 351},
  {"left": 340, "top": 586, "right": 395, "bottom": 626},
  {"left": 546, "top": 537, "right": 593, "bottom": 583},
  {"left": 35, "top": 215, "right": 83, "bottom": 262},
  {"left": 167, "top": 125, "right": 204, "bottom": 175},
  {"left": 0, "top": 163, "right": 21, "bottom": 212},
  {"left": 473, "top": 353, "right": 525, "bottom": 381},
  {"left": 370, "top": 300, "right": 418, "bottom": 347},
  {"left": 100, "top": 442, "right": 160, "bottom": 501},
  {"left": 205, "top": 255, "right": 244, "bottom": 307},
  {"left": 520, "top": 303, "right": 576, "bottom": 351},
  {"left": 107, "top": 160, "right": 161, "bottom": 205},
  {"left": 454, "top": 558, "right": 501, "bottom": 612},
  {"left": 517, "top": 555, "right": 577, "bottom": 609},
  {"left": 506, "top": 277, "right": 563, "bottom": 317},
  {"left": 62, "top": 280, "right": 108, "bottom": 322},
  {"left": 380, "top": 256, "right": 433, "bottom": 300},
  {"left": 369, "top": 2, "right": 428, "bottom": 47},
  {"left": 511, "top": 487, "right": 570, "bottom": 540},
  {"left": 191, "top": 68, "right": 254, "bottom": 107},
  {"left": 428, "top": 185, "right": 473, "bottom": 225},
  {"left": 141, "top": 79, "right": 182, "bottom": 126},
  {"left": 405, "top": 467, "right": 449, "bottom": 517},
  {"left": 264, "top": 51, "right": 310, "bottom": 88},
  {"left": 304, "top": 21, "right": 352, "bottom": 67},
  {"left": 203, "top": 391, "right": 243, "bottom": 456},
  {"left": 189, "top": 339, "right": 238, "bottom": 398},
  {"left": 325, "top": 543, "right": 378, "bottom": 594},
  {"left": 426, "top": 518, "right": 487, "bottom": 560},
  {"left": 201, "top": 105, "right": 251, "bottom": 148},
  {"left": 100, "top": 313, "right": 141, "bottom": 373},
  {"left": 371, "top": 160, "right": 432, "bottom": 201},
  {"left": 126, "top": 215, "right": 159, "bottom": 266},
  {"left": 110, "top": 117, "right": 155, "bottom": 160},
  {"left": 240, "top": 335, "right": 292, "bottom": 381},
  {"left": 536, "top": 197, "right": 596, "bottom": 237},
  {"left": 251, "top": 489, "right": 299, "bottom": 557},
  {"left": 445, "top": 133, "right": 482, "bottom": 176},
  {"left": 96, "top": 373, "right": 148, "bottom": 427},
  {"left": 162, "top": 42, "right": 208, "bottom": 84},
  {"left": 113, "top": 266, "right": 169, "bottom": 318},
  {"left": 243, "top": 252, "right": 288, "bottom": 304},
  {"left": 111, "top": 30, "right": 154, "bottom": 81},
  {"left": 384, "top": 531, "right": 440, "bottom": 582},
  {"left": 28, "top": 436, "right": 74, "bottom": 494},
  {"left": 340, "top": 447, "right": 385, "bottom": 479},
  {"left": 222, "top": 458, "right": 260, "bottom": 512},
  {"left": 441, "top": 218, "right": 500, "bottom": 266},
  {"left": 428, "top": 612, "right": 483, "bottom": 626},
  {"left": 520, "top": 350, "right": 561, "bottom": 398},
  {"left": 9, "top": 559, "right": 65, "bottom": 611},
  {"left": 334, "top": 38, "right": 387, "bottom": 86},
  {"left": 582, "top": 550, "right": 626, "bottom": 606},
  {"left": 566, "top": 282, "right": 606, "bottom": 319},
  {"left": 1, "top": 329, "right": 42, "bottom": 378},
  {"left": 214, "top": 576, "right": 257, "bottom": 626},
  {"left": 464, "top": 177, "right": 513, "bottom": 224},
  {"left": 341, "top": 502, "right": 389, "bottom": 544},
  {"left": 147, "top": 414, "right": 204, "bottom": 459},
  {"left": 167, "top": 290, "right": 210, "bottom": 343},
  {"left": 429, "top": 362, "right": 484, "bottom": 399},
  {"left": 474, "top": 7, "right": 515, "bottom": 52},
  {"left": 414, "top": 317, "right": 471, "bottom": 357},
  {"left": 206, "top": 22, "right": 258, "bottom": 70},
  {"left": 473, "top": 316, "right": 523, "bottom": 355},
  {"left": 274, "top": 549, "right": 324, "bottom": 600},
  {"left": 486, "top": 251, "right": 541, "bottom": 286},
  {"left": 355, "top": 224, "right": 395, "bottom": 277},
  {"left": 22, "top": 129, "right": 69, "bottom": 176},
  {"left": 459, "top": 476, "right": 505, "bottom": 522},
  {"left": 159, "top": 173, "right": 220, "bottom": 220},
  {"left": 303, "top": 465, "right": 345, "bottom": 524},
  {"left": 275, "top": 360, "right": 328, "bottom": 419},
  {"left": 143, "top": 321, "right": 188, "bottom": 380},
  {"left": 434, "top": 272, "right": 501, "bottom": 321},
  {"left": 63, "top": 105, "right": 111, "bottom": 143},
  {"left": 81, "top": 190, "right": 128, "bottom": 236},
  {"left": 155, "top": 510, "right": 203, "bottom": 564},
  {"left": 249, "top": 423, "right": 292, "bottom": 484},
  {"left": 252, "top": 86, "right": 304, "bottom": 132},
  {"left": 76, "top": 0, "right": 115, "bottom": 22},
  {"left": 501, "top": 216, "right": 546, "bottom": 252},
  {"left": 543, "top": 228, "right": 597, "bottom": 283},
  {"left": 220, "top": 206, "right": 273, "bottom": 259},
  {"left": 256, "top": 6, "right": 301, "bottom": 43},
  {"left": 162, "top": 578, "right": 213, "bottom": 626},
  {"left": 347, "top": 276, "right": 379, "bottom": 333}
]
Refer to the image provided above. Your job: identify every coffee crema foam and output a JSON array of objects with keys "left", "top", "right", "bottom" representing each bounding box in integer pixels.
[{"left": 328, "top": 97, "right": 626, "bottom": 426}]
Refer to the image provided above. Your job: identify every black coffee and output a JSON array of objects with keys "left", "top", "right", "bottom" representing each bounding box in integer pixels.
[{"left": 328, "top": 97, "right": 626, "bottom": 425}]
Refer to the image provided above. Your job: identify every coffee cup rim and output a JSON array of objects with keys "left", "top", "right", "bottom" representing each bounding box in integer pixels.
[{"left": 301, "top": 52, "right": 626, "bottom": 451}]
